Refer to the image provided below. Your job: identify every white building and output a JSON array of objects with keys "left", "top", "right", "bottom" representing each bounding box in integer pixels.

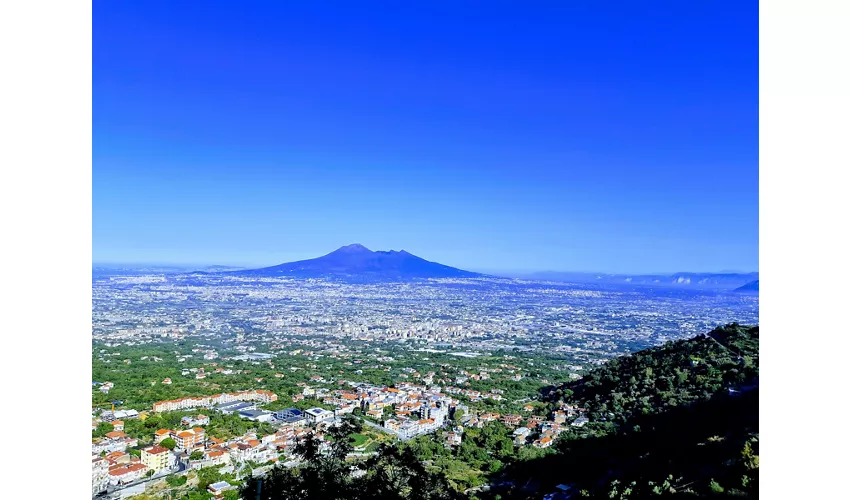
[
  {"left": 304, "top": 408, "right": 334, "bottom": 424},
  {"left": 92, "top": 456, "right": 109, "bottom": 496}
]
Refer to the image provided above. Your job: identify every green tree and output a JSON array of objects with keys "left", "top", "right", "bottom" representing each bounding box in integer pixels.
[
  {"left": 92, "top": 422, "right": 113, "bottom": 437},
  {"left": 197, "top": 467, "right": 225, "bottom": 491},
  {"left": 166, "top": 474, "right": 188, "bottom": 487},
  {"left": 451, "top": 408, "right": 464, "bottom": 423},
  {"left": 161, "top": 437, "right": 177, "bottom": 450},
  {"left": 709, "top": 479, "right": 724, "bottom": 493},
  {"left": 382, "top": 406, "right": 395, "bottom": 420}
]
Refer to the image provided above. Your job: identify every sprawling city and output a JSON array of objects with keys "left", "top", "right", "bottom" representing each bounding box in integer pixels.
[{"left": 92, "top": 264, "right": 758, "bottom": 499}]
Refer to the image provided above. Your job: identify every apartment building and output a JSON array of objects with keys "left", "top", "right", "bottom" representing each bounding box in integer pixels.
[
  {"left": 141, "top": 445, "right": 171, "bottom": 471},
  {"left": 152, "top": 389, "right": 278, "bottom": 413},
  {"left": 174, "top": 427, "right": 206, "bottom": 450}
]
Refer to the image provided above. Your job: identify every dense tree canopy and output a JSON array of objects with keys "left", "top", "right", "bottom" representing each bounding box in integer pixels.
[
  {"left": 551, "top": 323, "right": 759, "bottom": 423},
  {"left": 240, "top": 416, "right": 462, "bottom": 500},
  {"left": 484, "top": 324, "right": 760, "bottom": 499}
]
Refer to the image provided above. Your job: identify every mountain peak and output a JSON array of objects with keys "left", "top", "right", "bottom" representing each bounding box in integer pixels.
[
  {"left": 334, "top": 243, "right": 372, "bottom": 253},
  {"left": 234, "top": 245, "right": 485, "bottom": 281}
]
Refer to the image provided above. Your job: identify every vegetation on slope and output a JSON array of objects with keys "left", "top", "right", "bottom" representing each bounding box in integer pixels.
[
  {"left": 486, "top": 323, "right": 759, "bottom": 499},
  {"left": 550, "top": 323, "right": 758, "bottom": 423}
]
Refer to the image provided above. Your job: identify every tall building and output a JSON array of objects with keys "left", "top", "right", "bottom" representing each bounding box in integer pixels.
[
  {"left": 141, "top": 445, "right": 171, "bottom": 472},
  {"left": 174, "top": 428, "right": 206, "bottom": 450}
]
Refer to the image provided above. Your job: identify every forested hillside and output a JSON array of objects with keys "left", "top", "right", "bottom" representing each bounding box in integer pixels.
[
  {"left": 487, "top": 324, "right": 759, "bottom": 499},
  {"left": 550, "top": 323, "right": 758, "bottom": 423}
]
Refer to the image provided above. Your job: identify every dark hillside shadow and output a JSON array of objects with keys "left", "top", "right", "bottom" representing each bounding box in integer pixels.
[{"left": 479, "top": 389, "right": 758, "bottom": 499}]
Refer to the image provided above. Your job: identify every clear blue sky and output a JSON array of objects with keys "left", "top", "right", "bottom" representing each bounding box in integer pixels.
[{"left": 93, "top": 1, "right": 758, "bottom": 274}]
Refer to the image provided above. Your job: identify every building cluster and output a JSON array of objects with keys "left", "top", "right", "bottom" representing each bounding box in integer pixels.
[
  {"left": 442, "top": 385, "right": 506, "bottom": 402},
  {"left": 92, "top": 408, "right": 326, "bottom": 494},
  {"left": 288, "top": 378, "right": 461, "bottom": 441},
  {"left": 152, "top": 389, "right": 278, "bottom": 413},
  {"left": 92, "top": 423, "right": 139, "bottom": 455},
  {"left": 160, "top": 411, "right": 345, "bottom": 473},
  {"left": 91, "top": 442, "right": 178, "bottom": 494},
  {"left": 460, "top": 402, "right": 590, "bottom": 449},
  {"left": 90, "top": 371, "right": 595, "bottom": 496}
]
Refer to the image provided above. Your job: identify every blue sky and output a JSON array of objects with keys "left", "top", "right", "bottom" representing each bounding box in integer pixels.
[{"left": 93, "top": 1, "right": 758, "bottom": 274}]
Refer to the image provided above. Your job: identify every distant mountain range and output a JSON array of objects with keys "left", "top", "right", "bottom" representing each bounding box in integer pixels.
[
  {"left": 93, "top": 264, "right": 246, "bottom": 275},
  {"left": 735, "top": 280, "right": 759, "bottom": 292},
  {"left": 230, "top": 244, "right": 485, "bottom": 281},
  {"left": 518, "top": 270, "right": 759, "bottom": 290},
  {"left": 95, "top": 255, "right": 758, "bottom": 290}
]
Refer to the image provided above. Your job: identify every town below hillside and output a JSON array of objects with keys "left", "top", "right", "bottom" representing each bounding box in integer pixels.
[{"left": 92, "top": 267, "right": 758, "bottom": 500}]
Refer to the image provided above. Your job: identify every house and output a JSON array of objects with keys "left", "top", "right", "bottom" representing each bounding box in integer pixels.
[
  {"left": 92, "top": 439, "right": 128, "bottom": 455},
  {"left": 335, "top": 405, "right": 356, "bottom": 416},
  {"left": 304, "top": 408, "right": 334, "bottom": 424},
  {"left": 208, "top": 480, "right": 236, "bottom": 497},
  {"left": 107, "top": 463, "right": 148, "bottom": 485},
  {"left": 154, "top": 429, "right": 172, "bottom": 444},
  {"left": 205, "top": 449, "right": 231, "bottom": 466},
  {"left": 445, "top": 432, "right": 462, "bottom": 446},
  {"left": 181, "top": 414, "right": 210, "bottom": 427},
  {"left": 111, "top": 420, "right": 124, "bottom": 431},
  {"left": 229, "top": 442, "right": 264, "bottom": 463},
  {"left": 105, "top": 430, "right": 128, "bottom": 441},
  {"left": 534, "top": 437, "right": 554, "bottom": 448},
  {"left": 571, "top": 417, "right": 589, "bottom": 427},
  {"left": 105, "top": 451, "right": 131, "bottom": 465},
  {"left": 512, "top": 426, "right": 531, "bottom": 445},
  {"left": 479, "top": 412, "right": 500, "bottom": 423},
  {"left": 384, "top": 419, "right": 400, "bottom": 432},
  {"left": 501, "top": 414, "right": 522, "bottom": 427}
]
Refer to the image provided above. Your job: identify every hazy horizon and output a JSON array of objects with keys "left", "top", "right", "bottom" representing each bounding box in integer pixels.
[{"left": 91, "top": 243, "right": 759, "bottom": 277}]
